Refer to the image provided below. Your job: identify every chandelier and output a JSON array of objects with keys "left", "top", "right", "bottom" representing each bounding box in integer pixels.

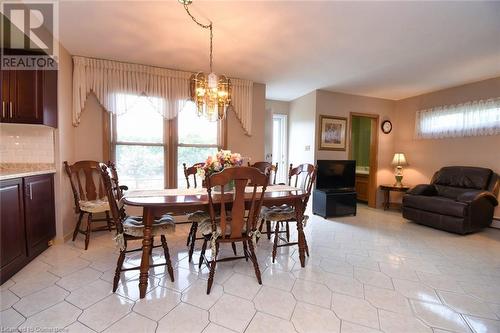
[{"left": 179, "top": 0, "right": 231, "bottom": 121}]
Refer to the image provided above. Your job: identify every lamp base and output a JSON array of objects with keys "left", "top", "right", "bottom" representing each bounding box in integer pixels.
[{"left": 394, "top": 175, "right": 404, "bottom": 187}]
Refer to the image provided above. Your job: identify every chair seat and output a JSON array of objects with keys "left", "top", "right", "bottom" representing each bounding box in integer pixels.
[
  {"left": 403, "top": 195, "right": 467, "bottom": 218},
  {"left": 198, "top": 218, "right": 247, "bottom": 236},
  {"left": 123, "top": 215, "right": 176, "bottom": 237},
  {"left": 187, "top": 210, "right": 211, "bottom": 223},
  {"left": 79, "top": 199, "right": 110, "bottom": 213},
  {"left": 261, "top": 205, "right": 296, "bottom": 221}
]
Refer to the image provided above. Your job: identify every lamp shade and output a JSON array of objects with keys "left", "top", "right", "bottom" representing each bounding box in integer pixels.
[{"left": 391, "top": 153, "right": 408, "bottom": 167}]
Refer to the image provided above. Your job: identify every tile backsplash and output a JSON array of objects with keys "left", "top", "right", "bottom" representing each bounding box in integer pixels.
[{"left": 0, "top": 124, "right": 55, "bottom": 164}]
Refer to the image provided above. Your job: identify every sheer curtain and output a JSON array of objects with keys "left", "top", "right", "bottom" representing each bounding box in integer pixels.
[
  {"left": 72, "top": 56, "right": 255, "bottom": 135},
  {"left": 415, "top": 98, "right": 500, "bottom": 139}
]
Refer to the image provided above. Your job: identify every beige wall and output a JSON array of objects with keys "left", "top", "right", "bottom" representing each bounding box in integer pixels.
[
  {"left": 288, "top": 91, "right": 316, "bottom": 166},
  {"left": 74, "top": 94, "right": 105, "bottom": 162},
  {"left": 266, "top": 100, "right": 290, "bottom": 115},
  {"left": 394, "top": 77, "right": 500, "bottom": 217},
  {"left": 227, "top": 83, "right": 266, "bottom": 163},
  {"left": 53, "top": 44, "right": 78, "bottom": 241}
]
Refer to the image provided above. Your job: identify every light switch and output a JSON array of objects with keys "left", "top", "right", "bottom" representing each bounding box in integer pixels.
[{"left": 305, "top": 145, "right": 311, "bottom": 151}]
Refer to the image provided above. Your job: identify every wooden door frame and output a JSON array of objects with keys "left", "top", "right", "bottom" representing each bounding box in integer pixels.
[{"left": 348, "top": 112, "right": 379, "bottom": 208}]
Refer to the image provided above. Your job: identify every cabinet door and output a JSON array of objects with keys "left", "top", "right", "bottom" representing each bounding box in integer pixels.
[
  {"left": 24, "top": 174, "right": 56, "bottom": 258},
  {"left": 42, "top": 70, "right": 58, "bottom": 127},
  {"left": 11, "top": 70, "right": 43, "bottom": 124},
  {"left": 0, "top": 70, "right": 10, "bottom": 122},
  {"left": 0, "top": 178, "right": 27, "bottom": 284}
]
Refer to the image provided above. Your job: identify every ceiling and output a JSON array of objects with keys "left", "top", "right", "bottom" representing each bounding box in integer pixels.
[{"left": 58, "top": 1, "right": 500, "bottom": 101}]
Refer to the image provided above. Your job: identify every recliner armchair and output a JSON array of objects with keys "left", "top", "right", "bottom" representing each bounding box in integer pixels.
[{"left": 402, "top": 166, "right": 499, "bottom": 234}]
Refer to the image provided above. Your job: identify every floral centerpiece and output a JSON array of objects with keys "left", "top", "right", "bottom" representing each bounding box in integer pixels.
[{"left": 197, "top": 150, "right": 243, "bottom": 191}]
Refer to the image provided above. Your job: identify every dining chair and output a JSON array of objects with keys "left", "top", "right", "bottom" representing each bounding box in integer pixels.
[
  {"left": 99, "top": 163, "right": 175, "bottom": 293},
  {"left": 64, "top": 160, "right": 114, "bottom": 250},
  {"left": 199, "top": 167, "right": 268, "bottom": 294},
  {"left": 248, "top": 161, "right": 279, "bottom": 185},
  {"left": 261, "top": 163, "right": 317, "bottom": 262}
]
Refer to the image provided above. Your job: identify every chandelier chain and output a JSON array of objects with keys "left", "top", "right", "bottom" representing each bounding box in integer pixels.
[{"left": 183, "top": 4, "right": 213, "bottom": 72}]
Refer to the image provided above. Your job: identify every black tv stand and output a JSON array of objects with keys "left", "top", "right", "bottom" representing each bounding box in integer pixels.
[{"left": 312, "top": 188, "right": 357, "bottom": 218}]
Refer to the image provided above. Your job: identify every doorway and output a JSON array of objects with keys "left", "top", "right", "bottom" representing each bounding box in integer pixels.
[
  {"left": 349, "top": 113, "right": 379, "bottom": 208},
  {"left": 272, "top": 114, "right": 288, "bottom": 184}
]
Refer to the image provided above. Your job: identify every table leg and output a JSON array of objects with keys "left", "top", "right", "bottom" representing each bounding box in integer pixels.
[
  {"left": 294, "top": 198, "right": 306, "bottom": 267},
  {"left": 383, "top": 190, "right": 389, "bottom": 210},
  {"left": 139, "top": 207, "right": 154, "bottom": 299}
]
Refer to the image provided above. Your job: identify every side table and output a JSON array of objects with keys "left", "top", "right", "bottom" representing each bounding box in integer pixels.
[{"left": 379, "top": 184, "right": 410, "bottom": 210}]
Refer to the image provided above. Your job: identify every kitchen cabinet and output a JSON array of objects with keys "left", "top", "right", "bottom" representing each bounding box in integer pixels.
[
  {"left": 355, "top": 173, "right": 369, "bottom": 202},
  {"left": 0, "top": 69, "right": 57, "bottom": 127},
  {"left": 0, "top": 173, "right": 56, "bottom": 283}
]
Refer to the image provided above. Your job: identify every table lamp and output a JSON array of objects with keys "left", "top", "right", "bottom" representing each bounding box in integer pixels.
[{"left": 391, "top": 153, "right": 408, "bottom": 187}]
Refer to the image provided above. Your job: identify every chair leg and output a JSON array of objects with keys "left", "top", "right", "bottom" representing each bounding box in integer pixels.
[
  {"left": 199, "top": 238, "right": 208, "bottom": 269},
  {"left": 285, "top": 221, "right": 290, "bottom": 242},
  {"left": 84, "top": 213, "right": 92, "bottom": 250},
  {"left": 161, "top": 235, "right": 174, "bottom": 282},
  {"left": 206, "top": 243, "right": 218, "bottom": 295},
  {"left": 243, "top": 240, "right": 249, "bottom": 261},
  {"left": 186, "top": 222, "right": 196, "bottom": 246},
  {"left": 266, "top": 220, "right": 272, "bottom": 240},
  {"left": 272, "top": 221, "right": 280, "bottom": 263},
  {"left": 248, "top": 238, "right": 262, "bottom": 284},
  {"left": 304, "top": 236, "right": 310, "bottom": 257},
  {"left": 105, "top": 211, "right": 113, "bottom": 232},
  {"left": 231, "top": 242, "right": 237, "bottom": 256},
  {"left": 188, "top": 223, "right": 198, "bottom": 263},
  {"left": 113, "top": 240, "right": 127, "bottom": 292},
  {"left": 72, "top": 212, "right": 84, "bottom": 241}
]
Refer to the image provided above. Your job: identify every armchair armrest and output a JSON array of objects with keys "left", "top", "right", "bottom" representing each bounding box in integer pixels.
[
  {"left": 407, "top": 184, "right": 437, "bottom": 196},
  {"left": 457, "top": 190, "right": 498, "bottom": 206}
]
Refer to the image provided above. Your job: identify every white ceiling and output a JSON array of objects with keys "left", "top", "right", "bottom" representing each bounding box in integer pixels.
[{"left": 58, "top": 0, "right": 500, "bottom": 101}]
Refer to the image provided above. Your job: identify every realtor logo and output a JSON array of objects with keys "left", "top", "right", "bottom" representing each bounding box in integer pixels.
[{"left": 1, "top": 0, "right": 59, "bottom": 70}]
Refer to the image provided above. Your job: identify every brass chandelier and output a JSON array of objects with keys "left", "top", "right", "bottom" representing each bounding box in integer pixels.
[{"left": 179, "top": 0, "right": 231, "bottom": 121}]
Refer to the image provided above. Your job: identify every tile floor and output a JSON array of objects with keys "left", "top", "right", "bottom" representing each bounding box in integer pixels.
[{"left": 1, "top": 205, "right": 500, "bottom": 333}]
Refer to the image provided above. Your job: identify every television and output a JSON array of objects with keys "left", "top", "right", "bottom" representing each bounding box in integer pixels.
[{"left": 316, "top": 160, "right": 356, "bottom": 190}]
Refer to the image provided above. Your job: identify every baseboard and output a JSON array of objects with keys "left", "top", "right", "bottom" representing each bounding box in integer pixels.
[{"left": 492, "top": 217, "right": 500, "bottom": 229}]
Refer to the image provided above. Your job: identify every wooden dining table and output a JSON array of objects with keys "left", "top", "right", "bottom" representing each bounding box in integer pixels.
[{"left": 122, "top": 185, "right": 308, "bottom": 298}]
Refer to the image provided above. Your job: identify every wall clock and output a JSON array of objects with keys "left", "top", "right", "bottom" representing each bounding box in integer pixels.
[{"left": 381, "top": 120, "right": 392, "bottom": 134}]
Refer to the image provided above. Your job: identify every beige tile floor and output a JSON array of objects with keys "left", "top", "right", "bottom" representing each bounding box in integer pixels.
[{"left": 1, "top": 205, "right": 500, "bottom": 333}]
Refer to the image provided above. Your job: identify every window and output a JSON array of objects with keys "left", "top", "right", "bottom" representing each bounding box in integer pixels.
[
  {"left": 113, "top": 94, "right": 165, "bottom": 189},
  {"left": 176, "top": 103, "right": 220, "bottom": 188},
  {"left": 415, "top": 98, "right": 500, "bottom": 139},
  {"left": 112, "top": 97, "right": 222, "bottom": 190}
]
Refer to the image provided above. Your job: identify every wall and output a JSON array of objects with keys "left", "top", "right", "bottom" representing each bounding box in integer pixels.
[
  {"left": 394, "top": 77, "right": 500, "bottom": 218},
  {"left": 0, "top": 124, "right": 54, "bottom": 164},
  {"left": 288, "top": 91, "right": 317, "bottom": 165},
  {"left": 53, "top": 44, "right": 78, "bottom": 241},
  {"left": 74, "top": 94, "right": 105, "bottom": 161},
  {"left": 315, "top": 90, "right": 397, "bottom": 206},
  {"left": 227, "top": 83, "right": 266, "bottom": 162}
]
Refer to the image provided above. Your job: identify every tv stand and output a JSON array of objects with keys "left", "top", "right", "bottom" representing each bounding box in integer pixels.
[{"left": 312, "top": 188, "right": 357, "bottom": 218}]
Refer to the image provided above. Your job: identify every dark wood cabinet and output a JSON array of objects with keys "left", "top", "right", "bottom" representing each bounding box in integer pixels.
[
  {"left": 0, "top": 178, "right": 27, "bottom": 284},
  {"left": 0, "top": 174, "right": 56, "bottom": 283},
  {"left": 355, "top": 174, "right": 369, "bottom": 202},
  {"left": 24, "top": 175, "right": 56, "bottom": 259},
  {"left": 0, "top": 69, "right": 57, "bottom": 127}
]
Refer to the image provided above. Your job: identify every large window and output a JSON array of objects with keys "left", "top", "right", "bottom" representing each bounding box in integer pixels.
[
  {"left": 112, "top": 97, "right": 222, "bottom": 189},
  {"left": 415, "top": 98, "right": 500, "bottom": 139}
]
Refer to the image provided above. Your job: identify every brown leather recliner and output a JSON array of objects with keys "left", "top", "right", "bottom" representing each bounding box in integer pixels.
[{"left": 402, "top": 166, "right": 499, "bottom": 234}]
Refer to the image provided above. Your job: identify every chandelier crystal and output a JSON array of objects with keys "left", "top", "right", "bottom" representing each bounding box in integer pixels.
[{"left": 181, "top": 0, "right": 232, "bottom": 121}]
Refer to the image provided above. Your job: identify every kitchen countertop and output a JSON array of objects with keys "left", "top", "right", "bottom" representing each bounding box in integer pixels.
[
  {"left": 0, "top": 163, "right": 57, "bottom": 181},
  {"left": 0, "top": 169, "right": 56, "bottom": 181}
]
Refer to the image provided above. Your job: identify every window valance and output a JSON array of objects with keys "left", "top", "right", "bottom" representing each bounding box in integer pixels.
[
  {"left": 72, "top": 56, "right": 254, "bottom": 135},
  {"left": 415, "top": 97, "right": 500, "bottom": 139}
]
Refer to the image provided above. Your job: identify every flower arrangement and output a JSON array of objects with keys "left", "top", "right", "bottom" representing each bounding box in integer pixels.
[{"left": 197, "top": 150, "right": 243, "bottom": 180}]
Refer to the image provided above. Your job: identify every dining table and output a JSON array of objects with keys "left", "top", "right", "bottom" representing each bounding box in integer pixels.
[{"left": 122, "top": 185, "right": 309, "bottom": 299}]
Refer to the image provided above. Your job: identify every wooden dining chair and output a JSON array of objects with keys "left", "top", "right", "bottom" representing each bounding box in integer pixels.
[
  {"left": 198, "top": 167, "right": 268, "bottom": 294},
  {"left": 99, "top": 163, "right": 175, "bottom": 293},
  {"left": 248, "top": 161, "right": 279, "bottom": 185},
  {"left": 64, "top": 160, "right": 114, "bottom": 250},
  {"left": 261, "top": 163, "right": 317, "bottom": 262}
]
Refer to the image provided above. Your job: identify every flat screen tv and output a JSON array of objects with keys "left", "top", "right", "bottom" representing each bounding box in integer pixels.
[{"left": 316, "top": 160, "right": 356, "bottom": 190}]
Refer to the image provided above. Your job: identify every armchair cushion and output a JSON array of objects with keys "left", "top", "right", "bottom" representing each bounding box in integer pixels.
[
  {"left": 403, "top": 195, "right": 467, "bottom": 218},
  {"left": 433, "top": 166, "right": 492, "bottom": 190},
  {"left": 407, "top": 184, "right": 437, "bottom": 196},
  {"left": 457, "top": 190, "right": 499, "bottom": 206}
]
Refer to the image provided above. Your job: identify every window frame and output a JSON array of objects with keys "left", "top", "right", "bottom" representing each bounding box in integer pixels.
[{"left": 106, "top": 105, "right": 227, "bottom": 189}]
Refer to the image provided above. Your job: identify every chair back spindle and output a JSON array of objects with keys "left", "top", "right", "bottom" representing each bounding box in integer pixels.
[{"left": 183, "top": 162, "right": 205, "bottom": 188}]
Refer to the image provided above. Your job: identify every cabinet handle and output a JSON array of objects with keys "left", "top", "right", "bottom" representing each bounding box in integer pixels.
[
  {"left": 29, "top": 184, "right": 33, "bottom": 200},
  {"left": 9, "top": 102, "right": 13, "bottom": 118},
  {"left": 2, "top": 101, "right": 4, "bottom": 118}
]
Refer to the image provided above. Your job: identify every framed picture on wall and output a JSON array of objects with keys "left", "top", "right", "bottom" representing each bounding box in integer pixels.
[{"left": 318, "top": 115, "right": 347, "bottom": 151}]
